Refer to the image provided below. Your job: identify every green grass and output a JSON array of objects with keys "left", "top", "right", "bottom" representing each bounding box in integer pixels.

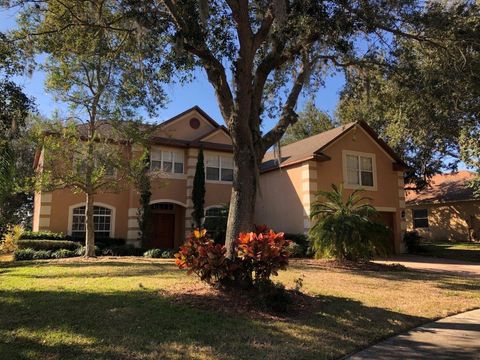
[
  {"left": 419, "top": 242, "right": 480, "bottom": 263},
  {"left": 0, "top": 257, "right": 479, "bottom": 360}
]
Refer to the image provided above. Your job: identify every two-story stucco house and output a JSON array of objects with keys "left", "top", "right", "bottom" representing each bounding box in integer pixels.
[{"left": 33, "top": 107, "right": 408, "bottom": 253}]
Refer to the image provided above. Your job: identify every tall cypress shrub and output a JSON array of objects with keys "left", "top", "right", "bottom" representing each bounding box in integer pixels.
[{"left": 192, "top": 147, "right": 205, "bottom": 229}]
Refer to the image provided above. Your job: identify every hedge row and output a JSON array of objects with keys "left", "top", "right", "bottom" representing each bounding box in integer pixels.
[
  {"left": 17, "top": 240, "right": 80, "bottom": 251},
  {"left": 14, "top": 245, "right": 175, "bottom": 261},
  {"left": 20, "top": 231, "right": 67, "bottom": 240},
  {"left": 14, "top": 248, "right": 78, "bottom": 261}
]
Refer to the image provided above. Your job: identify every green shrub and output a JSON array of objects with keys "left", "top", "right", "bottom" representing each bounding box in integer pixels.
[
  {"left": 404, "top": 231, "right": 423, "bottom": 253},
  {"left": 143, "top": 249, "right": 175, "bottom": 258},
  {"left": 284, "top": 233, "right": 312, "bottom": 258},
  {"left": 74, "top": 245, "right": 101, "bottom": 256},
  {"left": 32, "top": 250, "right": 53, "bottom": 260},
  {"left": 161, "top": 250, "right": 175, "bottom": 258},
  {"left": 88, "top": 237, "right": 126, "bottom": 248},
  {"left": 143, "top": 249, "right": 163, "bottom": 258},
  {"left": 20, "top": 231, "right": 67, "bottom": 240},
  {"left": 17, "top": 240, "right": 80, "bottom": 251},
  {"left": 309, "top": 185, "right": 390, "bottom": 262},
  {"left": 52, "top": 249, "right": 77, "bottom": 259},
  {"left": 102, "top": 245, "right": 145, "bottom": 256},
  {"left": 0, "top": 225, "right": 24, "bottom": 253},
  {"left": 14, "top": 248, "right": 36, "bottom": 261}
]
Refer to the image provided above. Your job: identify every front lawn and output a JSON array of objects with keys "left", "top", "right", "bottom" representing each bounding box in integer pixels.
[
  {"left": 0, "top": 257, "right": 479, "bottom": 360},
  {"left": 419, "top": 242, "right": 480, "bottom": 263}
]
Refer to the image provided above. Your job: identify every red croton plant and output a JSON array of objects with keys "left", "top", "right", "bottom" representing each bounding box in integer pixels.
[{"left": 175, "top": 226, "right": 291, "bottom": 286}]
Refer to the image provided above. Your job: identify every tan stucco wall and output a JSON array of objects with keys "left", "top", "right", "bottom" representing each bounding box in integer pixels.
[
  {"left": 149, "top": 178, "right": 188, "bottom": 207},
  {"left": 159, "top": 111, "right": 216, "bottom": 140},
  {"left": 255, "top": 164, "right": 306, "bottom": 234},
  {"left": 406, "top": 201, "right": 480, "bottom": 242},
  {"left": 202, "top": 130, "right": 232, "bottom": 145},
  {"left": 47, "top": 189, "right": 131, "bottom": 239},
  {"left": 205, "top": 183, "right": 232, "bottom": 208}
]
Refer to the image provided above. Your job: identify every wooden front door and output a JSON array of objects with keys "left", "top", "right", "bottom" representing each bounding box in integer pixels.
[{"left": 150, "top": 213, "right": 175, "bottom": 249}]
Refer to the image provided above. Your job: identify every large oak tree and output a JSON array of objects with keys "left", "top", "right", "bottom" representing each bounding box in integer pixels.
[{"left": 127, "top": 0, "right": 442, "bottom": 257}]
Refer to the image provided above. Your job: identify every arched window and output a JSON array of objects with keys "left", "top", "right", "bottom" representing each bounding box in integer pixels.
[
  {"left": 71, "top": 205, "right": 113, "bottom": 239},
  {"left": 205, "top": 207, "right": 226, "bottom": 219}
]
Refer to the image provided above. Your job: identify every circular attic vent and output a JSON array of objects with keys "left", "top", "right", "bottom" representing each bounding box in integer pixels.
[{"left": 189, "top": 118, "right": 200, "bottom": 129}]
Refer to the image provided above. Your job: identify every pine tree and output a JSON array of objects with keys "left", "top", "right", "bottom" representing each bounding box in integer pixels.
[{"left": 191, "top": 147, "right": 205, "bottom": 229}]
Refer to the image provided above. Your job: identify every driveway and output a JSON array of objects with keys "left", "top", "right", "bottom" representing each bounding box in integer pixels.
[
  {"left": 374, "top": 255, "right": 480, "bottom": 277},
  {"left": 345, "top": 308, "right": 480, "bottom": 359}
]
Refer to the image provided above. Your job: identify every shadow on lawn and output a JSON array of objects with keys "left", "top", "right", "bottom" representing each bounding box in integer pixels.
[
  {"left": 0, "top": 260, "right": 180, "bottom": 279},
  {"left": 290, "top": 260, "right": 480, "bottom": 293},
  {"left": 0, "top": 288, "right": 427, "bottom": 360}
]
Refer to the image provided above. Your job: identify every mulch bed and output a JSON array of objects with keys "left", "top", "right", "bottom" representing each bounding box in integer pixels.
[{"left": 160, "top": 282, "right": 321, "bottom": 321}]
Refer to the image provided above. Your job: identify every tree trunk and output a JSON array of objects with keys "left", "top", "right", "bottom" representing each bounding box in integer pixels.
[
  {"left": 85, "top": 191, "right": 96, "bottom": 257},
  {"left": 224, "top": 146, "right": 257, "bottom": 259}
]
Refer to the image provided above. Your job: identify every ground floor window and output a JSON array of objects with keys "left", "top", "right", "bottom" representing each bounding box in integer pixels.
[
  {"left": 413, "top": 209, "right": 429, "bottom": 228},
  {"left": 204, "top": 206, "right": 228, "bottom": 244},
  {"left": 71, "top": 205, "right": 113, "bottom": 239}
]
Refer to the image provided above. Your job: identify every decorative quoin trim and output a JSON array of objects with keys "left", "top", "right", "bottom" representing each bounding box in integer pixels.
[
  {"left": 301, "top": 161, "right": 317, "bottom": 234},
  {"left": 38, "top": 192, "right": 53, "bottom": 231}
]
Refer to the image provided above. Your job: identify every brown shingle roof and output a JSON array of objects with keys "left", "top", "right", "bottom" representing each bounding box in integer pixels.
[
  {"left": 406, "top": 171, "right": 478, "bottom": 205},
  {"left": 260, "top": 121, "right": 406, "bottom": 172}
]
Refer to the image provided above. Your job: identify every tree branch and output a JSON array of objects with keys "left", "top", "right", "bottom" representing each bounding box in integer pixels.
[
  {"left": 261, "top": 58, "right": 310, "bottom": 152},
  {"left": 161, "top": 0, "right": 234, "bottom": 121}
]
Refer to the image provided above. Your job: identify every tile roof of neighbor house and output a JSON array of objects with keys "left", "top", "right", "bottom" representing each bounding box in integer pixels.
[
  {"left": 260, "top": 121, "right": 406, "bottom": 172},
  {"left": 406, "top": 171, "right": 478, "bottom": 205}
]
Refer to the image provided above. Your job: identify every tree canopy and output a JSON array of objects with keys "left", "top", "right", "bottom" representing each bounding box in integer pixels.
[
  {"left": 336, "top": 1, "right": 480, "bottom": 189},
  {"left": 0, "top": 31, "right": 35, "bottom": 233},
  {"left": 281, "top": 100, "right": 334, "bottom": 145}
]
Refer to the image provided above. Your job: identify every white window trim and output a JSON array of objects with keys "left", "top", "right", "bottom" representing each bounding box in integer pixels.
[
  {"left": 67, "top": 202, "right": 116, "bottom": 238},
  {"left": 205, "top": 154, "right": 233, "bottom": 183},
  {"left": 342, "top": 150, "right": 378, "bottom": 191},
  {"left": 150, "top": 148, "right": 185, "bottom": 175}
]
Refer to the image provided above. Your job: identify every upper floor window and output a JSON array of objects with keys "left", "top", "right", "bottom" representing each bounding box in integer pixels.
[
  {"left": 343, "top": 151, "right": 376, "bottom": 189},
  {"left": 151, "top": 149, "right": 184, "bottom": 174},
  {"left": 71, "top": 205, "right": 112, "bottom": 239},
  {"left": 413, "top": 209, "right": 429, "bottom": 228},
  {"left": 206, "top": 155, "right": 233, "bottom": 181}
]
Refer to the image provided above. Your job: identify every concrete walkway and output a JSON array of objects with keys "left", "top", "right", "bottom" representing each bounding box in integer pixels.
[
  {"left": 346, "top": 308, "right": 480, "bottom": 359},
  {"left": 374, "top": 255, "right": 480, "bottom": 277}
]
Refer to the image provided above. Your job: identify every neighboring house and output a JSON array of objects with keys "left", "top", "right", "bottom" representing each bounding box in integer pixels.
[
  {"left": 405, "top": 171, "right": 480, "bottom": 242},
  {"left": 33, "top": 107, "right": 408, "bottom": 253},
  {"left": 255, "top": 121, "right": 408, "bottom": 254}
]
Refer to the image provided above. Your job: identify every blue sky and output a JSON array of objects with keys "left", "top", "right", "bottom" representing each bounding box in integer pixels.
[{"left": 0, "top": 7, "right": 345, "bottom": 131}]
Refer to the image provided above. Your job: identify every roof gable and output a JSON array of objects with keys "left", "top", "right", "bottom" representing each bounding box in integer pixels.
[
  {"left": 194, "top": 126, "right": 232, "bottom": 145},
  {"left": 155, "top": 106, "right": 222, "bottom": 141},
  {"left": 261, "top": 121, "right": 406, "bottom": 172}
]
